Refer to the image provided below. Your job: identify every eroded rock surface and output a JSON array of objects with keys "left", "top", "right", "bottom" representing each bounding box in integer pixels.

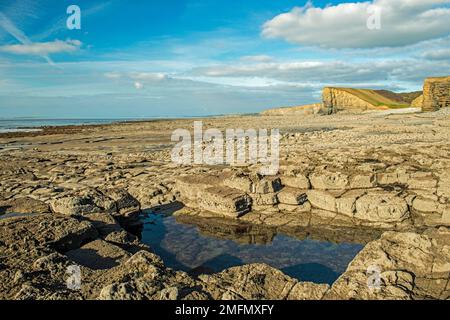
[
  {"left": 1, "top": 109, "right": 449, "bottom": 300},
  {"left": 326, "top": 228, "right": 450, "bottom": 300}
]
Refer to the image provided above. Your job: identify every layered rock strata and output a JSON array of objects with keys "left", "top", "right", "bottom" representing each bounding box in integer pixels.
[{"left": 422, "top": 76, "right": 450, "bottom": 112}]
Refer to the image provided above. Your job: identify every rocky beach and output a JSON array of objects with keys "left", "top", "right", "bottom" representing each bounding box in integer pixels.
[{"left": 1, "top": 104, "right": 449, "bottom": 300}]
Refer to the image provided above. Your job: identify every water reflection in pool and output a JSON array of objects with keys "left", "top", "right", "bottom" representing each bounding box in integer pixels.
[{"left": 140, "top": 213, "right": 365, "bottom": 285}]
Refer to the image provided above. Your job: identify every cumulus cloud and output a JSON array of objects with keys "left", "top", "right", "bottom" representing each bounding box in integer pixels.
[
  {"left": 262, "top": 0, "right": 450, "bottom": 48},
  {"left": 0, "top": 39, "right": 82, "bottom": 55}
]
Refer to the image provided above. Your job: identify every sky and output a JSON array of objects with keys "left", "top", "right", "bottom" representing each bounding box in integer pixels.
[{"left": 0, "top": 0, "right": 450, "bottom": 119}]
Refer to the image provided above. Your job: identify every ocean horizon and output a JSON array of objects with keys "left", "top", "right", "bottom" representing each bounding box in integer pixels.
[{"left": 0, "top": 115, "right": 244, "bottom": 133}]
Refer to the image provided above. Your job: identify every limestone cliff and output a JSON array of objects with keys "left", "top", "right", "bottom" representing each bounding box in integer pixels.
[
  {"left": 411, "top": 94, "right": 423, "bottom": 108},
  {"left": 422, "top": 76, "right": 450, "bottom": 112},
  {"left": 261, "top": 103, "right": 324, "bottom": 116},
  {"left": 323, "top": 88, "right": 377, "bottom": 113},
  {"left": 322, "top": 87, "right": 416, "bottom": 113}
]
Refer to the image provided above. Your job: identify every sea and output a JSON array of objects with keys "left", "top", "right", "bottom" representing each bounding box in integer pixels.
[
  {"left": 0, "top": 118, "right": 168, "bottom": 133},
  {"left": 0, "top": 115, "right": 236, "bottom": 133}
]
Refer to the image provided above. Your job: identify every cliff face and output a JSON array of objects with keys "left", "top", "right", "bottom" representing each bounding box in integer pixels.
[
  {"left": 422, "top": 76, "right": 450, "bottom": 112},
  {"left": 322, "top": 88, "right": 420, "bottom": 113},
  {"left": 322, "top": 88, "right": 375, "bottom": 113},
  {"left": 411, "top": 95, "right": 424, "bottom": 108}
]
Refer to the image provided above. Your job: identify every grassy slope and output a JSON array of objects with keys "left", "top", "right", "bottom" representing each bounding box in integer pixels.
[{"left": 332, "top": 88, "right": 421, "bottom": 109}]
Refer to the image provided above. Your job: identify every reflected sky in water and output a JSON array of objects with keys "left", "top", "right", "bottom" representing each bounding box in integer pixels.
[{"left": 141, "top": 213, "right": 364, "bottom": 285}]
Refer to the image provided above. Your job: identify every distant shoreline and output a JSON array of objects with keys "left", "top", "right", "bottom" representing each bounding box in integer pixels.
[{"left": 0, "top": 113, "right": 257, "bottom": 138}]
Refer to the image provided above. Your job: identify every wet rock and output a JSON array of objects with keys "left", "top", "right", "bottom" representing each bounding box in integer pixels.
[{"left": 278, "top": 202, "right": 311, "bottom": 214}]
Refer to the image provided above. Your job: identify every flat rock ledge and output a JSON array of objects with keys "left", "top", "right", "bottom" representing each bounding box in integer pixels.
[{"left": 173, "top": 166, "right": 449, "bottom": 230}]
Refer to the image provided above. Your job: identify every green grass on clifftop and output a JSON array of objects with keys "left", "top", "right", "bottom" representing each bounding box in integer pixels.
[{"left": 332, "top": 88, "right": 422, "bottom": 109}]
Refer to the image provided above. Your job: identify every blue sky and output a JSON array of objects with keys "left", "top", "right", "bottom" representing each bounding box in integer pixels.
[{"left": 1, "top": 0, "right": 450, "bottom": 118}]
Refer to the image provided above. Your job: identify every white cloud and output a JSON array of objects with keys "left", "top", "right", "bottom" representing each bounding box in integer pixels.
[
  {"left": 0, "top": 39, "right": 81, "bottom": 55},
  {"left": 188, "top": 58, "right": 449, "bottom": 90},
  {"left": 104, "top": 72, "right": 122, "bottom": 80},
  {"left": 421, "top": 48, "right": 450, "bottom": 60},
  {"left": 262, "top": 0, "right": 450, "bottom": 48},
  {"left": 134, "top": 81, "right": 144, "bottom": 90},
  {"left": 240, "top": 55, "right": 274, "bottom": 63},
  {"left": 129, "top": 72, "right": 168, "bottom": 81}
]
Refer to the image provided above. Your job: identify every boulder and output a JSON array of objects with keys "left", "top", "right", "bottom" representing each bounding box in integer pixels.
[
  {"left": 307, "top": 190, "right": 337, "bottom": 212},
  {"left": 223, "top": 173, "right": 253, "bottom": 193},
  {"left": 355, "top": 192, "right": 409, "bottom": 223},
  {"left": 175, "top": 175, "right": 222, "bottom": 201},
  {"left": 349, "top": 174, "right": 376, "bottom": 189},
  {"left": 251, "top": 193, "right": 279, "bottom": 206},
  {"left": 336, "top": 190, "right": 366, "bottom": 216},
  {"left": 50, "top": 188, "right": 140, "bottom": 219},
  {"left": 442, "top": 207, "right": 450, "bottom": 225},
  {"left": 412, "top": 197, "right": 440, "bottom": 213},
  {"left": 326, "top": 230, "right": 450, "bottom": 300},
  {"left": 277, "top": 188, "right": 308, "bottom": 205},
  {"left": 198, "top": 187, "right": 252, "bottom": 218},
  {"left": 94, "top": 251, "right": 203, "bottom": 300},
  {"left": 309, "top": 171, "right": 349, "bottom": 190},
  {"left": 280, "top": 175, "right": 311, "bottom": 189},
  {"left": 407, "top": 172, "right": 437, "bottom": 190},
  {"left": 199, "top": 263, "right": 329, "bottom": 300},
  {"left": 251, "top": 175, "right": 282, "bottom": 194}
]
